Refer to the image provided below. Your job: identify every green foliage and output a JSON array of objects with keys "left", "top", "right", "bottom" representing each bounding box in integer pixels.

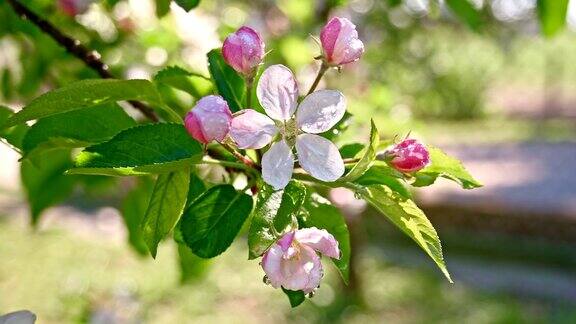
[
  {"left": 302, "top": 193, "right": 351, "bottom": 283},
  {"left": 355, "top": 164, "right": 412, "bottom": 199},
  {"left": 4, "top": 79, "right": 162, "bottom": 127},
  {"left": 20, "top": 149, "right": 77, "bottom": 225},
  {"left": 445, "top": 0, "right": 483, "bottom": 31},
  {"left": 340, "top": 120, "right": 379, "bottom": 182},
  {"left": 141, "top": 170, "right": 190, "bottom": 258},
  {"left": 0, "top": 106, "right": 28, "bottom": 150},
  {"left": 121, "top": 178, "right": 154, "bottom": 256},
  {"left": 207, "top": 49, "right": 245, "bottom": 112},
  {"left": 70, "top": 123, "right": 203, "bottom": 176},
  {"left": 181, "top": 185, "right": 253, "bottom": 258},
  {"left": 537, "top": 0, "right": 570, "bottom": 37},
  {"left": 174, "top": 0, "right": 201, "bottom": 11},
  {"left": 339, "top": 143, "right": 364, "bottom": 159},
  {"left": 248, "top": 181, "right": 306, "bottom": 259},
  {"left": 154, "top": 66, "right": 212, "bottom": 99},
  {"left": 412, "top": 146, "right": 482, "bottom": 189},
  {"left": 155, "top": 0, "right": 171, "bottom": 17},
  {"left": 22, "top": 104, "right": 136, "bottom": 157},
  {"left": 282, "top": 288, "right": 306, "bottom": 308},
  {"left": 358, "top": 184, "right": 452, "bottom": 282}
]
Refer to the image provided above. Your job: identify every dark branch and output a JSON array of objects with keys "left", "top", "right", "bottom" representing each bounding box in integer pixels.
[{"left": 6, "top": 0, "right": 159, "bottom": 122}]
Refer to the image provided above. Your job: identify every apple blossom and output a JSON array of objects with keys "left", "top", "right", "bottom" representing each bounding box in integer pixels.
[
  {"left": 229, "top": 64, "right": 346, "bottom": 190},
  {"left": 185, "top": 95, "right": 232, "bottom": 144},
  {"left": 385, "top": 138, "right": 430, "bottom": 173},
  {"left": 222, "top": 26, "right": 265, "bottom": 77},
  {"left": 262, "top": 228, "right": 340, "bottom": 294},
  {"left": 320, "top": 17, "right": 364, "bottom": 66}
]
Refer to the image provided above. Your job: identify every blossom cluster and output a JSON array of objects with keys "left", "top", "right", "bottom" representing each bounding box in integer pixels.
[{"left": 183, "top": 17, "right": 430, "bottom": 294}]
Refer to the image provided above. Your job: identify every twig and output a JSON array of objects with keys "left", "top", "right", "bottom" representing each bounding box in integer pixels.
[{"left": 6, "top": 0, "right": 159, "bottom": 122}]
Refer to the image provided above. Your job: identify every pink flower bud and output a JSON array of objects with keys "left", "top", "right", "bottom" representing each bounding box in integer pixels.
[
  {"left": 386, "top": 139, "right": 430, "bottom": 173},
  {"left": 222, "top": 26, "right": 265, "bottom": 76},
  {"left": 185, "top": 95, "right": 232, "bottom": 144},
  {"left": 58, "top": 0, "right": 92, "bottom": 16},
  {"left": 320, "top": 17, "right": 364, "bottom": 66}
]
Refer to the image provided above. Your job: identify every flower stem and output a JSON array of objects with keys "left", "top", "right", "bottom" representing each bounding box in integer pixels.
[
  {"left": 220, "top": 142, "right": 260, "bottom": 171},
  {"left": 201, "top": 157, "right": 249, "bottom": 170},
  {"left": 245, "top": 76, "right": 254, "bottom": 108},
  {"left": 306, "top": 61, "right": 329, "bottom": 95}
]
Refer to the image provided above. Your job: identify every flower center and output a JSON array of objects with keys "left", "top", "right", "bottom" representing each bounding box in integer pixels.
[{"left": 281, "top": 118, "right": 298, "bottom": 147}]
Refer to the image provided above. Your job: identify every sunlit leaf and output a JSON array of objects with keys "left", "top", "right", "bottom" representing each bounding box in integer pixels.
[
  {"left": 5, "top": 79, "right": 162, "bottom": 127},
  {"left": 70, "top": 123, "right": 203, "bottom": 176},
  {"left": 412, "top": 146, "right": 482, "bottom": 189},
  {"left": 445, "top": 0, "right": 483, "bottom": 31},
  {"left": 358, "top": 184, "right": 452, "bottom": 282},
  {"left": 22, "top": 104, "right": 136, "bottom": 158},
  {"left": 282, "top": 288, "right": 306, "bottom": 308},
  {"left": 121, "top": 177, "right": 154, "bottom": 256}
]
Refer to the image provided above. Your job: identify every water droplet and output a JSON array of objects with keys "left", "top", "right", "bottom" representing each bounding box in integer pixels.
[{"left": 262, "top": 275, "right": 271, "bottom": 285}]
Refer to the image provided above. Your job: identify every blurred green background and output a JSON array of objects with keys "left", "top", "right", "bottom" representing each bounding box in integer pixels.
[{"left": 1, "top": 0, "right": 576, "bottom": 323}]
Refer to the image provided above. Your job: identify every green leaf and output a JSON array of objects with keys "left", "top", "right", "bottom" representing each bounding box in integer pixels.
[
  {"left": 302, "top": 193, "right": 351, "bottom": 283},
  {"left": 339, "top": 143, "right": 364, "bottom": 159},
  {"left": 20, "top": 149, "right": 77, "bottom": 225},
  {"left": 121, "top": 177, "right": 154, "bottom": 256},
  {"left": 412, "top": 146, "right": 482, "bottom": 189},
  {"left": 0, "top": 105, "right": 28, "bottom": 150},
  {"left": 177, "top": 243, "right": 210, "bottom": 284},
  {"left": 358, "top": 184, "right": 452, "bottom": 282},
  {"left": 155, "top": 0, "right": 171, "bottom": 17},
  {"left": 248, "top": 181, "right": 306, "bottom": 259},
  {"left": 174, "top": 0, "right": 201, "bottom": 11},
  {"left": 181, "top": 184, "right": 253, "bottom": 258},
  {"left": 355, "top": 164, "right": 412, "bottom": 199},
  {"left": 537, "top": 0, "right": 569, "bottom": 37},
  {"left": 207, "top": 49, "right": 245, "bottom": 112},
  {"left": 185, "top": 172, "right": 207, "bottom": 209},
  {"left": 22, "top": 104, "right": 136, "bottom": 157},
  {"left": 154, "top": 65, "right": 212, "bottom": 98},
  {"left": 4, "top": 79, "right": 162, "bottom": 127},
  {"left": 340, "top": 119, "right": 379, "bottom": 182},
  {"left": 141, "top": 170, "right": 190, "bottom": 258},
  {"left": 70, "top": 123, "right": 203, "bottom": 176},
  {"left": 282, "top": 288, "right": 306, "bottom": 308},
  {"left": 445, "top": 0, "right": 483, "bottom": 31}
]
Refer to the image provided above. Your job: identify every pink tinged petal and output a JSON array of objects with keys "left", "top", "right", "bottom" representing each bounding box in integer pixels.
[
  {"left": 277, "top": 231, "right": 295, "bottom": 251},
  {"left": 320, "top": 17, "right": 342, "bottom": 61},
  {"left": 262, "top": 140, "right": 295, "bottom": 190},
  {"left": 296, "top": 90, "right": 346, "bottom": 134},
  {"left": 325, "top": 17, "right": 364, "bottom": 66},
  {"left": 229, "top": 109, "right": 278, "bottom": 149},
  {"left": 295, "top": 134, "right": 345, "bottom": 182},
  {"left": 280, "top": 244, "right": 323, "bottom": 294},
  {"left": 222, "top": 26, "right": 265, "bottom": 76},
  {"left": 262, "top": 243, "right": 286, "bottom": 289},
  {"left": 295, "top": 227, "right": 340, "bottom": 259},
  {"left": 256, "top": 65, "right": 299, "bottom": 121},
  {"left": 185, "top": 95, "right": 232, "bottom": 144}
]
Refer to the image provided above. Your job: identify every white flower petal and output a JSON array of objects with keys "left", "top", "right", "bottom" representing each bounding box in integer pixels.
[
  {"left": 262, "top": 140, "right": 294, "bottom": 190},
  {"left": 230, "top": 109, "right": 278, "bottom": 149},
  {"left": 296, "top": 90, "right": 346, "bottom": 134},
  {"left": 295, "top": 227, "right": 340, "bottom": 259},
  {"left": 296, "top": 134, "right": 345, "bottom": 182},
  {"left": 256, "top": 64, "right": 299, "bottom": 121}
]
